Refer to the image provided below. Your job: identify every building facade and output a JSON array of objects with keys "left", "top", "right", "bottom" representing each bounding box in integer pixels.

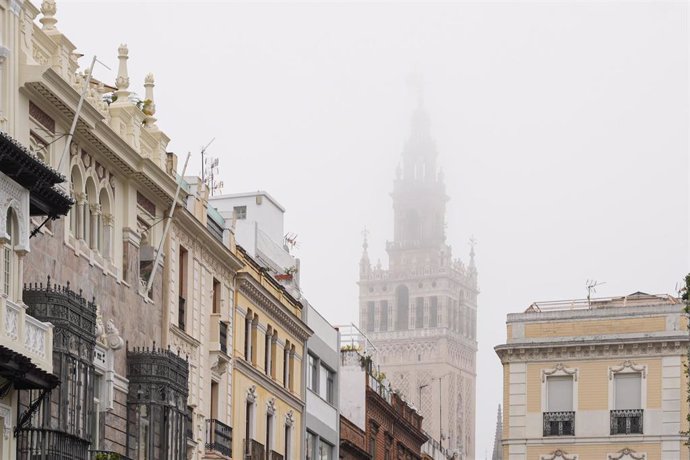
[
  {"left": 358, "top": 104, "right": 477, "bottom": 458},
  {"left": 232, "top": 246, "right": 311, "bottom": 460},
  {"left": 339, "top": 347, "right": 428, "bottom": 460},
  {"left": 495, "top": 292, "right": 689, "bottom": 460},
  {"left": 2, "top": 1, "right": 242, "bottom": 458},
  {"left": 305, "top": 302, "right": 340, "bottom": 460}
]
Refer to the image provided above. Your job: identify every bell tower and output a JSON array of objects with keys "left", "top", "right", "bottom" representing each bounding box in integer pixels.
[{"left": 359, "top": 101, "right": 478, "bottom": 460}]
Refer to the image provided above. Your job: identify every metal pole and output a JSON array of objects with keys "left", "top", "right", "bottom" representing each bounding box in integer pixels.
[
  {"left": 57, "top": 56, "right": 97, "bottom": 174},
  {"left": 439, "top": 376, "right": 443, "bottom": 450},
  {"left": 145, "top": 152, "right": 191, "bottom": 294}
]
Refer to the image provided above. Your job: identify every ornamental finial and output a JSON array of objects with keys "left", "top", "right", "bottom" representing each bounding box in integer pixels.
[
  {"left": 115, "top": 44, "right": 130, "bottom": 99},
  {"left": 142, "top": 73, "right": 157, "bottom": 127},
  {"left": 40, "top": 0, "right": 58, "bottom": 30}
]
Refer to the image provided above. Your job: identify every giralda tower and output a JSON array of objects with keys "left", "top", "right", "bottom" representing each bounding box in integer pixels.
[{"left": 358, "top": 102, "right": 478, "bottom": 459}]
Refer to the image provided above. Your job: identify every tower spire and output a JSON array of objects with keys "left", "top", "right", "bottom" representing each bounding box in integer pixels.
[
  {"left": 491, "top": 404, "right": 503, "bottom": 460},
  {"left": 359, "top": 227, "right": 371, "bottom": 277},
  {"left": 469, "top": 236, "right": 477, "bottom": 273}
]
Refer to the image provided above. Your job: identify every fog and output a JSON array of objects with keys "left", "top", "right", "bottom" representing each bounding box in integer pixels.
[{"left": 58, "top": 1, "right": 688, "bottom": 457}]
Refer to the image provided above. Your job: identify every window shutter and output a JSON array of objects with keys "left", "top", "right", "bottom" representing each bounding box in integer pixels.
[
  {"left": 614, "top": 373, "right": 642, "bottom": 409},
  {"left": 547, "top": 376, "right": 573, "bottom": 411}
]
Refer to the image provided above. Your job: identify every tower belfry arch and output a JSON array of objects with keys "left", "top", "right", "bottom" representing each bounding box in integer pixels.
[{"left": 358, "top": 100, "right": 478, "bottom": 459}]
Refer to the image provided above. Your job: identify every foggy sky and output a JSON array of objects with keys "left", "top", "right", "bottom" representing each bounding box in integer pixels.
[{"left": 57, "top": 1, "right": 688, "bottom": 457}]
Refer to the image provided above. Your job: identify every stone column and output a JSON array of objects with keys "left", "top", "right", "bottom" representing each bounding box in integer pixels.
[
  {"left": 89, "top": 203, "right": 101, "bottom": 251},
  {"left": 15, "top": 250, "right": 26, "bottom": 300},
  {"left": 74, "top": 192, "right": 86, "bottom": 240},
  {"left": 102, "top": 213, "right": 114, "bottom": 260}
]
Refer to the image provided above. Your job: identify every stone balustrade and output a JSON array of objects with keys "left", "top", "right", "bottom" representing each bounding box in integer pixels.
[{"left": 0, "top": 296, "right": 53, "bottom": 373}]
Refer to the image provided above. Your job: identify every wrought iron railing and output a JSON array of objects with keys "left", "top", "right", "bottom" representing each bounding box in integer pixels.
[
  {"left": 244, "top": 439, "right": 265, "bottom": 460},
  {"left": 271, "top": 450, "right": 284, "bottom": 460},
  {"left": 219, "top": 321, "right": 228, "bottom": 354},
  {"left": 206, "top": 418, "right": 232, "bottom": 457},
  {"left": 543, "top": 411, "right": 575, "bottom": 436},
  {"left": 16, "top": 427, "right": 90, "bottom": 460},
  {"left": 610, "top": 409, "right": 643, "bottom": 435}
]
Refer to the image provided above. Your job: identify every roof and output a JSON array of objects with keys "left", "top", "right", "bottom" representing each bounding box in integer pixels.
[
  {"left": 523, "top": 292, "right": 680, "bottom": 313},
  {"left": 0, "top": 131, "right": 74, "bottom": 217},
  {"left": 0, "top": 344, "right": 59, "bottom": 390},
  {"left": 209, "top": 190, "right": 286, "bottom": 212}
]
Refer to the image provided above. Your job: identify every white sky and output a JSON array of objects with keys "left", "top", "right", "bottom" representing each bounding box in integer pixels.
[{"left": 56, "top": 1, "right": 688, "bottom": 457}]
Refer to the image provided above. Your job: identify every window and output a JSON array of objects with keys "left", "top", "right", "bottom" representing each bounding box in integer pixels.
[
  {"left": 544, "top": 375, "right": 575, "bottom": 436},
  {"left": 212, "top": 278, "right": 221, "bottom": 314},
  {"left": 284, "top": 424, "right": 291, "bottom": 459},
  {"left": 270, "top": 332, "right": 277, "bottom": 379},
  {"left": 395, "top": 285, "right": 409, "bottom": 330},
  {"left": 91, "top": 373, "right": 103, "bottom": 449},
  {"left": 289, "top": 345, "right": 295, "bottom": 391},
  {"left": 366, "top": 301, "right": 375, "bottom": 331},
  {"left": 611, "top": 373, "right": 643, "bottom": 435},
  {"left": 234, "top": 206, "right": 247, "bottom": 220},
  {"left": 266, "top": 412, "right": 273, "bottom": 456},
  {"left": 308, "top": 354, "right": 318, "bottom": 391},
  {"left": 306, "top": 431, "right": 317, "bottom": 460},
  {"left": 210, "top": 381, "right": 219, "bottom": 420},
  {"left": 326, "top": 367, "right": 335, "bottom": 403},
  {"left": 319, "top": 439, "right": 333, "bottom": 460},
  {"left": 245, "top": 400, "right": 254, "bottom": 449},
  {"left": 3, "top": 209, "right": 13, "bottom": 297},
  {"left": 250, "top": 315, "right": 258, "bottom": 365},
  {"left": 265, "top": 326, "right": 273, "bottom": 376},
  {"left": 380, "top": 300, "right": 388, "bottom": 331},
  {"left": 244, "top": 310, "right": 253, "bottom": 361},
  {"left": 415, "top": 297, "right": 424, "bottom": 328},
  {"left": 178, "top": 245, "right": 188, "bottom": 330},
  {"left": 283, "top": 340, "right": 290, "bottom": 387},
  {"left": 429, "top": 296, "right": 438, "bottom": 327}
]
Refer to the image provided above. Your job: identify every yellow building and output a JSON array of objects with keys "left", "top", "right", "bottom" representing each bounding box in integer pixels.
[
  {"left": 495, "top": 292, "right": 689, "bottom": 460},
  {"left": 232, "top": 246, "right": 312, "bottom": 460}
]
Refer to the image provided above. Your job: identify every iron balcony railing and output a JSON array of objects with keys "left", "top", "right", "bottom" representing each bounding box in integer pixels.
[
  {"left": 16, "top": 427, "right": 90, "bottom": 460},
  {"left": 244, "top": 439, "right": 265, "bottom": 460},
  {"left": 610, "top": 409, "right": 643, "bottom": 435},
  {"left": 543, "top": 411, "right": 575, "bottom": 436},
  {"left": 270, "top": 450, "right": 284, "bottom": 460},
  {"left": 206, "top": 418, "right": 232, "bottom": 457},
  {"left": 90, "top": 450, "right": 134, "bottom": 460},
  {"left": 219, "top": 321, "right": 228, "bottom": 354}
]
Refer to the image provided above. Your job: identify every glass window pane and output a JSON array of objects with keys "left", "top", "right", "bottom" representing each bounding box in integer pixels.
[
  {"left": 547, "top": 376, "right": 573, "bottom": 411},
  {"left": 614, "top": 373, "right": 642, "bottom": 409}
]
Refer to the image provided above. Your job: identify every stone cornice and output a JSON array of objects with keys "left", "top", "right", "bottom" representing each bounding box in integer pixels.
[
  {"left": 495, "top": 336, "right": 688, "bottom": 363},
  {"left": 237, "top": 274, "right": 312, "bottom": 343},
  {"left": 235, "top": 356, "right": 304, "bottom": 410},
  {"left": 507, "top": 303, "right": 683, "bottom": 323}
]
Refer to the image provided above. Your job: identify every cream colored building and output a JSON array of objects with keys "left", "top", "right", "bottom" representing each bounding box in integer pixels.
[{"left": 495, "top": 292, "right": 689, "bottom": 460}]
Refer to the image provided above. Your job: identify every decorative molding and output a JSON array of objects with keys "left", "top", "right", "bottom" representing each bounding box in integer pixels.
[
  {"left": 29, "top": 101, "right": 55, "bottom": 133},
  {"left": 541, "top": 451, "right": 578, "bottom": 460},
  {"left": 496, "top": 338, "right": 688, "bottom": 363},
  {"left": 238, "top": 276, "right": 311, "bottom": 342},
  {"left": 247, "top": 385, "right": 257, "bottom": 403},
  {"left": 609, "top": 360, "right": 646, "bottom": 379},
  {"left": 542, "top": 363, "right": 578, "bottom": 382},
  {"left": 267, "top": 397, "right": 276, "bottom": 415},
  {"left": 608, "top": 448, "right": 646, "bottom": 460},
  {"left": 0, "top": 403, "right": 11, "bottom": 439},
  {"left": 285, "top": 410, "right": 294, "bottom": 427}
]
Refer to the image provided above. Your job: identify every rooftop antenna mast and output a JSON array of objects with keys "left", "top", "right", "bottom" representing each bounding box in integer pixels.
[
  {"left": 200, "top": 138, "right": 223, "bottom": 196},
  {"left": 586, "top": 279, "right": 606, "bottom": 305}
]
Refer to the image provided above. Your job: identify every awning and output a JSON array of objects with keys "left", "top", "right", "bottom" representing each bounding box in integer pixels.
[{"left": 0, "top": 344, "right": 59, "bottom": 390}]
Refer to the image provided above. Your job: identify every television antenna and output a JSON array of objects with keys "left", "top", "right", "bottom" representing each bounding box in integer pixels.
[
  {"left": 283, "top": 233, "right": 299, "bottom": 252},
  {"left": 586, "top": 279, "right": 606, "bottom": 305},
  {"left": 200, "top": 138, "right": 224, "bottom": 196}
]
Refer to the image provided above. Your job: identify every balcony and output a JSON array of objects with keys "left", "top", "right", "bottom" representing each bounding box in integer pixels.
[
  {"left": 16, "top": 427, "right": 90, "bottom": 459},
  {"left": 610, "top": 409, "right": 643, "bottom": 435},
  {"left": 209, "top": 313, "right": 230, "bottom": 375},
  {"left": 543, "top": 411, "right": 575, "bottom": 436},
  {"left": 244, "top": 439, "right": 265, "bottom": 460},
  {"left": 270, "top": 450, "right": 284, "bottom": 460},
  {"left": 0, "top": 297, "right": 53, "bottom": 373},
  {"left": 206, "top": 418, "right": 232, "bottom": 457},
  {"left": 90, "top": 450, "right": 134, "bottom": 460},
  {"left": 178, "top": 296, "right": 186, "bottom": 331}
]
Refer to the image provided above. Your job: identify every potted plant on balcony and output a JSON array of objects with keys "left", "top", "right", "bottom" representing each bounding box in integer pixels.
[{"left": 275, "top": 266, "right": 297, "bottom": 282}]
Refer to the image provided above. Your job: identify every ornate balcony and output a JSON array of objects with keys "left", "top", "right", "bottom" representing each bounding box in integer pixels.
[
  {"left": 0, "top": 296, "right": 53, "bottom": 374},
  {"left": 244, "top": 439, "right": 265, "bottom": 460},
  {"left": 209, "top": 313, "right": 230, "bottom": 376},
  {"left": 16, "top": 427, "right": 90, "bottom": 460},
  {"left": 205, "top": 418, "right": 232, "bottom": 457},
  {"left": 610, "top": 409, "right": 643, "bottom": 435},
  {"left": 543, "top": 411, "right": 575, "bottom": 436}
]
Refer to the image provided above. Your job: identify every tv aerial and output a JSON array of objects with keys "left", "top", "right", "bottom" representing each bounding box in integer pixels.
[{"left": 586, "top": 279, "right": 606, "bottom": 305}]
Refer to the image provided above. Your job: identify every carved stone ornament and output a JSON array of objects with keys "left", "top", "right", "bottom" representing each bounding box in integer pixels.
[
  {"left": 541, "top": 450, "right": 578, "bottom": 460},
  {"left": 105, "top": 319, "right": 124, "bottom": 350},
  {"left": 266, "top": 398, "right": 276, "bottom": 415},
  {"left": 285, "top": 410, "right": 295, "bottom": 427},
  {"left": 0, "top": 404, "right": 11, "bottom": 439},
  {"left": 608, "top": 448, "right": 646, "bottom": 460},
  {"left": 247, "top": 385, "right": 257, "bottom": 403},
  {"left": 609, "top": 360, "right": 646, "bottom": 380},
  {"left": 541, "top": 363, "right": 578, "bottom": 382}
]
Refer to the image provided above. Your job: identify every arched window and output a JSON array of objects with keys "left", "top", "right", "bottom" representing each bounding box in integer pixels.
[
  {"left": 98, "top": 188, "right": 111, "bottom": 257},
  {"left": 69, "top": 167, "right": 83, "bottom": 238},
  {"left": 395, "top": 285, "right": 409, "bottom": 331},
  {"left": 84, "top": 178, "right": 98, "bottom": 249}
]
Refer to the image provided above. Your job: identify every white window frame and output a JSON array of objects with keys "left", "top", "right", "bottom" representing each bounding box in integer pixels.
[
  {"left": 608, "top": 361, "right": 647, "bottom": 411},
  {"left": 540, "top": 363, "right": 578, "bottom": 413}
]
